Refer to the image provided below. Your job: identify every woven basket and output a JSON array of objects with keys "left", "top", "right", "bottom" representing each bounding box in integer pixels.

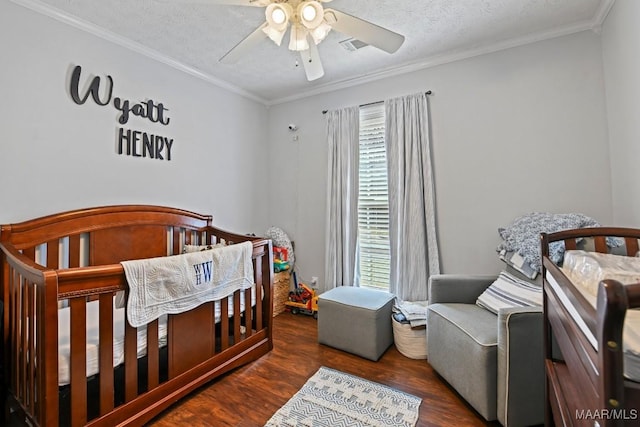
[
  {"left": 273, "top": 271, "right": 291, "bottom": 316},
  {"left": 392, "top": 316, "right": 428, "bottom": 359}
]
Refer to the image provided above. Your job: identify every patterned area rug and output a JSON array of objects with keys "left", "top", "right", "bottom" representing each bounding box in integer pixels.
[{"left": 264, "top": 366, "right": 421, "bottom": 427}]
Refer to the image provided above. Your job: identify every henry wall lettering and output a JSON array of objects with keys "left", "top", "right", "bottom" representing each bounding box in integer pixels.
[
  {"left": 69, "top": 65, "right": 174, "bottom": 161},
  {"left": 118, "top": 129, "right": 173, "bottom": 161}
]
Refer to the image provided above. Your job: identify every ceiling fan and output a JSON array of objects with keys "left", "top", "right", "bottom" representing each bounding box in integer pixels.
[{"left": 205, "top": 0, "right": 405, "bottom": 81}]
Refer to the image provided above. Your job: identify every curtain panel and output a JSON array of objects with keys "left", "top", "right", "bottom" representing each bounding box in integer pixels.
[
  {"left": 324, "top": 106, "right": 360, "bottom": 290},
  {"left": 385, "top": 93, "right": 440, "bottom": 301}
]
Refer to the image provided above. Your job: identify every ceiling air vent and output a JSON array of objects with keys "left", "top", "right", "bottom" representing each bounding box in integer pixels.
[{"left": 339, "top": 38, "right": 369, "bottom": 52}]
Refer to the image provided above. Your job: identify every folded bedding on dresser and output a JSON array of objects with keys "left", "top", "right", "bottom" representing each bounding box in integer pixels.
[{"left": 556, "top": 250, "right": 640, "bottom": 381}]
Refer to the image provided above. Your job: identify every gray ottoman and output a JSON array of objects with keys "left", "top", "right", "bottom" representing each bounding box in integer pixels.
[{"left": 317, "top": 287, "right": 395, "bottom": 361}]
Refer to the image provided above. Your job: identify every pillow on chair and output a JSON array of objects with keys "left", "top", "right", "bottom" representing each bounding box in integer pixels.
[
  {"left": 476, "top": 271, "right": 542, "bottom": 314},
  {"left": 498, "top": 249, "right": 538, "bottom": 279}
]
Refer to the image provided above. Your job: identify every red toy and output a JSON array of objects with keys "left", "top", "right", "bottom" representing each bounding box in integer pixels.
[{"left": 284, "top": 272, "right": 318, "bottom": 319}]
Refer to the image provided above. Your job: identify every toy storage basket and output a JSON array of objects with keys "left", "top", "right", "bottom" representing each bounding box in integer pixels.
[
  {"left": 392, "top": 316, "right": 428, "bottom": 359},
  {"left": 273, "top": 271, "right": 291, "bottom": 316}
]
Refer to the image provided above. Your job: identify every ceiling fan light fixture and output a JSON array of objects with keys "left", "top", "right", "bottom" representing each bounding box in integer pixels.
[
  {"left": 302, "top": 4, "right": 316, "bottom": 21},
  {"left": 272, "top": 9, "right": 286, "bottom": 24},
  {"left": 262, "top": 25, "right": 286, "bottom": 46},
  {"left": 298, "top": 1, "right": 324, "bottom": 29},
  {"left": 289, "top": 24, "right": 310, "bottom": 51},
  {"left": 310, "top": 21, "right": 331, "bottom": 44},
  {"left": 265, "top": 3, "right": 291, "bottom": 31}
]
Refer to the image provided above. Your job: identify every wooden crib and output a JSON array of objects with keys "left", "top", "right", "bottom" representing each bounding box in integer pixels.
[
  {"left": 542, "top": 227, "right": 640, "bottom": 426},
  {"left": 0, "top": 205, "right": 274, "bottom": 426}
]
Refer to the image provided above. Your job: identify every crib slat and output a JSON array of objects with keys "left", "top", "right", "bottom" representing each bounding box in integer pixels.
[
  {"left": 626, "top": 237, "right": 639, "bottom": 256},
  {"left": 9, "top": 270, "right": 18, "bottom": 396},
  {"left": 212, "top": 310, "right": 217, "bottom": 355},
  {"left": 98, "top": 294, "right": 115, "bottom": 415},
  {"left": 244, "top": 288, "right": 253, "bottom": 337},
  {"left": 69, "top": 234, "right": 81, "bottom": 268},
  {"left": 594, "top": 236, "right": 607, "bottom": 253},
  {"left": 36, "top": 280, "right": 45, "bottom": 423},
  {"left": 233, "top": 291, "right": 241, "bottom": 342},
  {"left": 27, "top": 282, "right": 36, "bottom": 415},
  {"left": 564, "top": 238, "right": 577, "bottom": 251},
  {"left": 124, "top": 319, "right": 138, "bottom": 402},
  {"left": 19, "top": 281, "right": 27, "bottom": 404},
  {"left": 255, "top": 255, "right": 264, "bottom": 330},
  {"left": 3, "top": 268, "right": 12, "bottom": 394},
  {"left": 46, "top": 239, "right": 59, "bottom": 268},
  {"left": 172, "top": 227, "right": 181, "bottom": 255},
  {"left": 147, "top": 320, "right": 160, "bottom": 389},
  {"left": 221, "top": 297, "right": 229, "bottom": 350},
  {"left": 14, "top": 274, "right": 23, "bottom": 400},
  {"left": 70, "top": 298, "right": 88, "bottom": 426}
]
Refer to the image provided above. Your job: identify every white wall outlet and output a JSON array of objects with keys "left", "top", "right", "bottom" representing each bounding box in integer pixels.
[{"left": 311, "top": 276, "right": 318, "bottom": 285}]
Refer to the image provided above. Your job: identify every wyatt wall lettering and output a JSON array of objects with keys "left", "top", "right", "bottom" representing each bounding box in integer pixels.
[{"left": 68, "top": 65, "right": 174, "bottom": 161}]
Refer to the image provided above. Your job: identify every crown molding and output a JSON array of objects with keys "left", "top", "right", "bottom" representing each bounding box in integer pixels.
[
  {"left": 12, "top": 0, "right": 615, "bottom": 107},
  {"left": 267, "top": 17, "right": 603, "bottom": 105},
  {"left": 10, "top": 0, "right": 270, "bottom": 105},
  {"left": 590, "top": 0, "right": 615, "bottom": 33}
]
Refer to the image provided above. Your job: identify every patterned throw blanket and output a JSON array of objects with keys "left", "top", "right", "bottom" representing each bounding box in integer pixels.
[
  {"left": 496, "top": 212, "right": 621, "bottom": 277},
  {"left": 121, "top": 241, "right": 254, "bottom": 327}
]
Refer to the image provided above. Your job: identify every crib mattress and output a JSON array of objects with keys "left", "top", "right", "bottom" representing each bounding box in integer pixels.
[
  {"left": 546, "top": 269, "right": 640, "bottom": 381},
  {"left": 563, "top": 250, "right": 640, "bottom": 298},
  {"left": 57, "top": 290, "right": 255, "bottom": 386}
]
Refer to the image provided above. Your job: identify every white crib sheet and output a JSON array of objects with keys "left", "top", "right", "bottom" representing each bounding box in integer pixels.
[{"left": 57, "top": 288, "right": 255, "bottom": 386}]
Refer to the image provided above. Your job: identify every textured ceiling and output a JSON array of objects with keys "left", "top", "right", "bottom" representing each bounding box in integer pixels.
[{"left": 25, "top": 0, "right": 612, "bottom": 104}]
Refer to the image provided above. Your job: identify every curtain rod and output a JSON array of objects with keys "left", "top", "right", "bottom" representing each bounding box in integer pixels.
[{"left": 322, "top": 90, "right": 432, "bottom": 114}]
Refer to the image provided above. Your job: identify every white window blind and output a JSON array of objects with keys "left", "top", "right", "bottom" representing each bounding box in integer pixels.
[{"left": 358, "top": 103, "right": 390, "bottom": 289}]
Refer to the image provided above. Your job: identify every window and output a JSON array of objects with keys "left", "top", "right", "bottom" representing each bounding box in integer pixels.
[{"left": 357, "top": 103, "right": 390, "bottom": 289}]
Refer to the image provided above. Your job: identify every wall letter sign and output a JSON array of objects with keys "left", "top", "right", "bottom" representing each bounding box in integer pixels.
[{"left": 68, "top": 65, "right": 174, "bottom": 161}]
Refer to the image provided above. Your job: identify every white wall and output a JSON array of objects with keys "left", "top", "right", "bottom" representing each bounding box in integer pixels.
[
  {"left": 0, "top": 1, "right": 270, "bottom": 234},
  {"left": 268, "top": 31, "right": 613, "bottom": 290},
  {"left": 1, "top": 1, "right": 620, "bottom": 289},
  {"left": 601, "top": 0, "right": 640, "bottom": 227}
]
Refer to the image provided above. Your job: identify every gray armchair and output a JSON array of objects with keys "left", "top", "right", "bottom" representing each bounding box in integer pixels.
[{"left": 426, "top": 274, "right": 544, "bottom": 426}]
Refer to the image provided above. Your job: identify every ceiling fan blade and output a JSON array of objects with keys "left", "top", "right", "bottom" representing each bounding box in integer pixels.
[
  {"left": 156, "top": 0, "right": 268, "bottom": 6},
  {"left": 217, "top": 0, "right": 270, "bottom": 5},
  {"left": 300, "top": 41, "right": 324, "bottom": 81},
  {"left": 220, "top": 22, "right": 268, "bottom": 64},
  {"left": 324, "top": 8, "right": 404, "bottom": 54}
]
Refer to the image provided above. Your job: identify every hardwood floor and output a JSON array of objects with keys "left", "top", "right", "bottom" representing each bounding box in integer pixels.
[{"left": 148, "top": 312, "right": 497, "bottom": 427}]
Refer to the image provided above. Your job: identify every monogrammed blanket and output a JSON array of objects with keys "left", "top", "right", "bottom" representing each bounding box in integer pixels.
[{"left": 121, "top": 241, "right": 254, "bottom": 327}]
